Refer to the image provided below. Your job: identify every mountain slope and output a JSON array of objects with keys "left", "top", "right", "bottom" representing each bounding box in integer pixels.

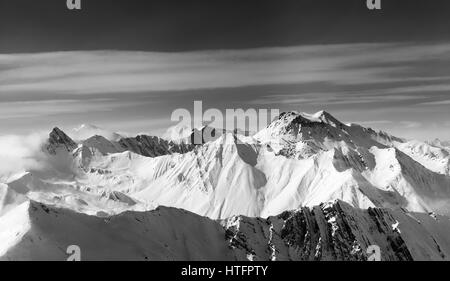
[
  {"left": 0, "top": 201, "right": 233, "bottom": 261},
  {"left": 395, "top": 140, "right": 449, "bottom": 175},
  {"left": 1, "top": 200, "right": 449, "bottom": 261}
]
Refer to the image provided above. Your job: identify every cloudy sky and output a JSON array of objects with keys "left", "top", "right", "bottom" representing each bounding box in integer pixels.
[{"left": 0, "top": 0, "right": 449, "bottom": 140}]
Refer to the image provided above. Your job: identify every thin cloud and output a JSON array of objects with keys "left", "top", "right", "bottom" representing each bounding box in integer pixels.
[
  {"left": 2, "top": 42, "right": 450, "bottom": 96},
  {"left": 353, "top": 120, "right": 394, "bottom": 125},
  {"left": 399, "top": 121, "right": 422, "bottom": 129},
  {"left": 0, "top": 98, "right": 144, "bottom": 120},
  {"left": 418, "top": 99, "right": 450, "bottom": 106}
]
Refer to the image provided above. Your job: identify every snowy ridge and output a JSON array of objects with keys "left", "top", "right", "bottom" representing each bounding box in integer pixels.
[
  {"left": 395, "top": 140, "right": 450, "bottom": 176},
  {"left": 0, "top": 200, "right": 232, "bottom": 261},
  {"left": 427, "top": 139, "right": 450, "bottom": 150},
  {"left": 1, "top": 200, "right": 450, "bottom": 260}
]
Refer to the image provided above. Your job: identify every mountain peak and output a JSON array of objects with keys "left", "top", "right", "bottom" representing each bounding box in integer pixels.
[
  {"left": 50, "top": 126, "right": 65, "bottom": 135},
  {"left": 254, "top": 110, "right": 393, "bottom": 158},
  {"left": 275, "top": 110, "right": 343, "bottom": 127},
  {"left": 276, "top": 111, "right": 311, "bottom": 125},
  {"left": 46, "top": 127, "right": 77, "bottom": 154},
  {"left": 312, "top": 110, "right": 341, "bottom": 125}
]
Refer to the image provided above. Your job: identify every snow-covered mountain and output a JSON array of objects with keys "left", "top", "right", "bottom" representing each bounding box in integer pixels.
[
  {"left": 2, "top": 199, "right": 450, "bottom": 260},
  {"left": 427, "top": 139, "right": 450, "bottom": 150},
  {"left": 1, "top": 110, "right": 449, "bottom": 260},
  {"left": 395, "top": 140, "right": 449, "bottom": 176}
]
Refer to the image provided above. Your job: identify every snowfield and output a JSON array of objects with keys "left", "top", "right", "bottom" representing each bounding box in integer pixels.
[{"left": 0, "top": 110, "right": 449, "bottom": 260}]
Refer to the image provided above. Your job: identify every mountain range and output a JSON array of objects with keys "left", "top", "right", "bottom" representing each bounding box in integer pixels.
[{"left": 0, "top": 110, "right": 449, "bottom": 260}]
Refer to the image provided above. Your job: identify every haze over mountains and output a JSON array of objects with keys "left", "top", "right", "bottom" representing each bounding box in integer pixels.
[{"left": 0, "top": 110, "right": 449, "bottom": 260}]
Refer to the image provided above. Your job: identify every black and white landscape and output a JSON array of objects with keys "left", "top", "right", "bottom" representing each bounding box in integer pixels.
[{"left": 1, "top": 0, "right": 450, "bottom": 261}]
